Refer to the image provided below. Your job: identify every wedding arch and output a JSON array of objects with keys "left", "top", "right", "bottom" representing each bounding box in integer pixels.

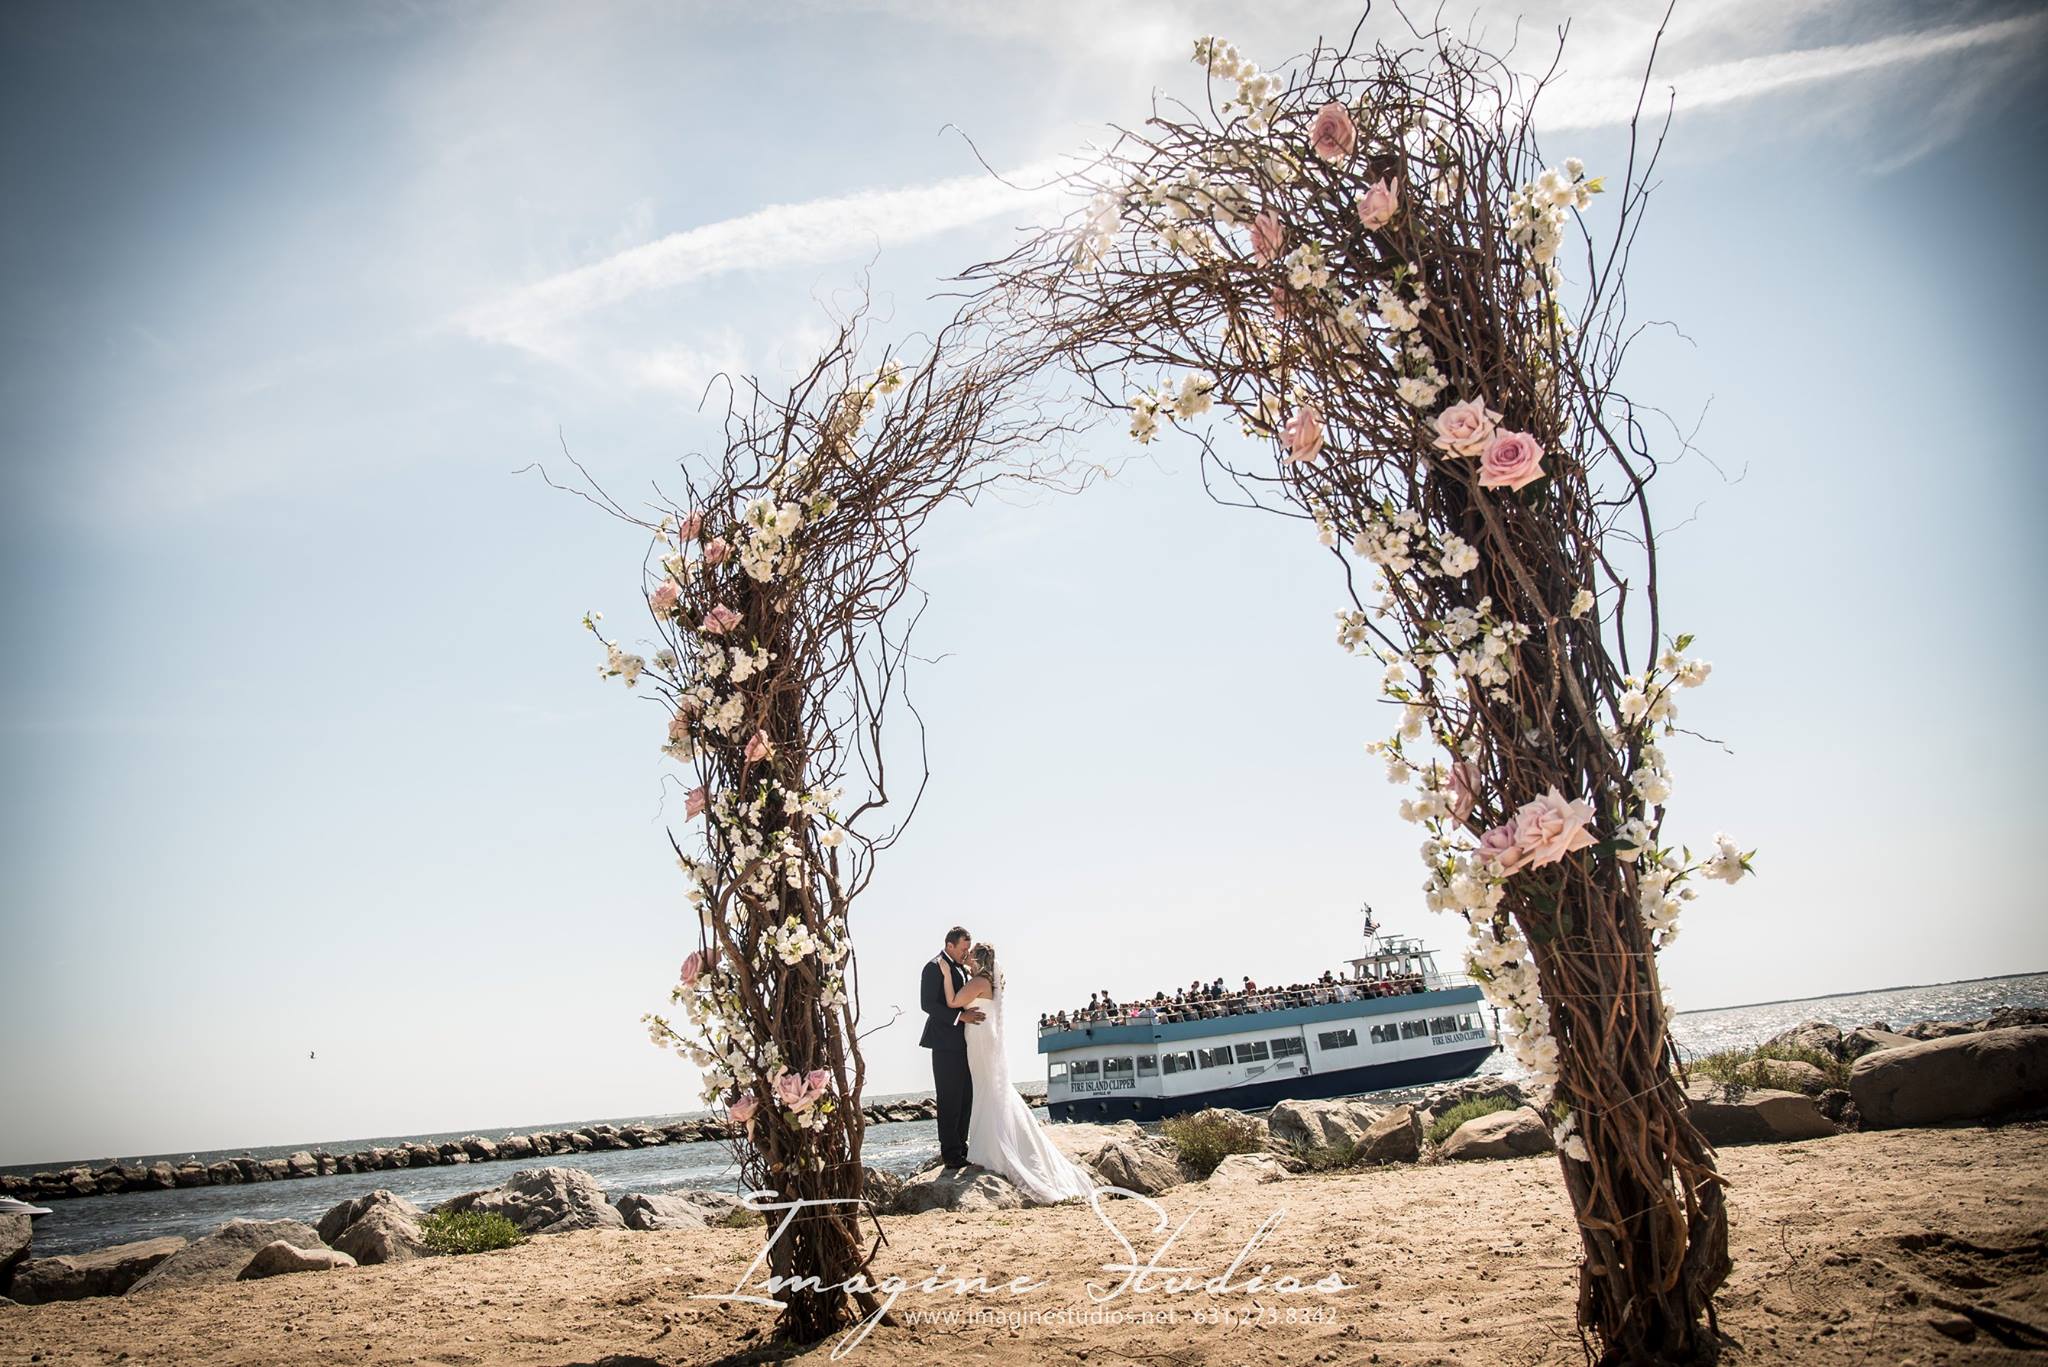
[
  {"left": 576, "top": 308, "right": 1067, "bottom": 1341},
  {"left": 956, "top": 15, "right": 1751, "bottom": 1365}
]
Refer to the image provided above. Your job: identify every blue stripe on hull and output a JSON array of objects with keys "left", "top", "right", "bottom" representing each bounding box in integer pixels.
[{"left": 1045, "top": 1045, "right": 1497, "bottom": 1123}]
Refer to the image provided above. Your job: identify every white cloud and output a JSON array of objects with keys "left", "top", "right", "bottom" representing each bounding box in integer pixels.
[{"left": 1534, "top": 11, "right": 2048, "bottom": 130}]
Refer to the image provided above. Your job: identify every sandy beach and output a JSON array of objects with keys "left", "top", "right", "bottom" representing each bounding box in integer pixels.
[{"left": 6, "top": 1122, "right": 2044, "bottom": 1367}]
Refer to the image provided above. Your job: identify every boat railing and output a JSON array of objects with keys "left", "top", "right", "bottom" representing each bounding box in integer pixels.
[{"left": 1036, "top": 976, "right": 1439, "bottom": 1037}]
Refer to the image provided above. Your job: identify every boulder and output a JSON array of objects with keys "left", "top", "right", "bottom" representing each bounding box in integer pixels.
[
  {"left": 1682, "top": 1081, "right": 1838, "bottom": 1145},
  {"left": 1087, "top": 1139, "right": 1184, "bottom": 1195},
  {"left": 1354, "top": 1105, "right": 1423, "bottom": 1165},
  {"left": 318, "top": 1190, "right": 429, "bottom": 1265},
  {"left": 1206, "top": 1153, "right": 1289, "bottom": 1186},
  {"left": 128, "top": 1219, "right": 325, "bottom": 1295},
  {"left": 892, "top": 1165, "right": 1026, "bottom": 1214},
  {"left": 1986, "top": 1006, "right": 2048, "bottom": 1032},
  {"left": 1439, "top": 1107, "right": 1556, "bottom": 1161},
  {"left": 615, "top": 1189, "right": 750, "bottom": 1231},
  {"left": 1840, "top": 1026, "right": 1920, "bottom": 1061},
  {"left": 1, "top": 1212, "right": 30, "bottom": 1289},
  {"left": 238, "top": 1240, "right": 358, "bottom": 1279},
  {"left": 1900, "top": 1019, "right": 1976, "bottom": 1042},
  {"left": 435, "top": 1166, "right": 625, "bottom": 1234},
  {"left": 859, "top": 1168, "right": 904, "bottom": 1214},
  {"left": 1749, "top": 1058, "right": 1833, "bottom": 1095},
  {"left": 283, "top": 1151, "right": 320, "bottom": 1178},
  {"left": 1850, "top": 1026, "right": 2048, "bottom": 1129},
  {"left": 1267, "top": 1099, "right": 1384, "bottom": 1150},
  {"left": 8, "top": 1237, "right": 187, "bottom": 1303},
  {"left": 1760, "top": 1020, "right": 1847, "bottom": 1060},
  {"left": 1421, "top": 1076, "right": 1527, "bottom": 1114},
  {"left": 1045, "top": 1120, "right": 1148, "bottom": 1167}
]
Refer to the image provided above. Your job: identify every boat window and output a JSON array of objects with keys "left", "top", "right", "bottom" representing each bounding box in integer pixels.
[
  {"left": 1071, "top": 1059, "right": 1100, "bottom": 1076},
  {"left": 1369, "top": 1023, "right": 1398, "bottom": 1044},
  {"left": 1162, "top": 1051, "right": 1197, "bottom": 1075},
  {"left": 1104, "top": 1057, "right": 1134, "bottom": 1079},
  {"left": 1269, "top": 1037, "right": 1304, "bottom": 1058},
  {"left": 1317, "top": 1028, "right": 1358, "bottom": 1050},
  {"left": 1234, "top": 1041, "right": 1270, "bottom": 1063},
  {"left": 1049, "top": 1061, "right": 1069, "bottom": 1081},
  {"left": 1399, "top": 1018, "right": 1431, "bottom": 1039},
  {"left": 1430, "top": 1015, "right": 1461, "bottom": 1034},
  {"left": 1137, "top": 1055, "right": 1159, "bottom": 1076},
  {"left": 1198, "top": 1046, "right": 1234, "bottom": 1068},
  {"left": 1461, "top": 1013, "right": 1482, "bottom": 1031}
]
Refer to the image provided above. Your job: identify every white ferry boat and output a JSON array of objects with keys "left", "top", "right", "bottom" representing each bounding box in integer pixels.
[{"left": 1038, "top": 931, "right": 1498, "bottom": 1122}]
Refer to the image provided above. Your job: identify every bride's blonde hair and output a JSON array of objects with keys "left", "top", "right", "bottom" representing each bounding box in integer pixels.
[{"left": 971, "top": 941, "right": 1002, "bottom": 991}]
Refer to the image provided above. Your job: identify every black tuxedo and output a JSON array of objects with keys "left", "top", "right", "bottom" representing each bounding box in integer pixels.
[{"left": 919, "top": 950, "right": 974, "bottom": 1167}]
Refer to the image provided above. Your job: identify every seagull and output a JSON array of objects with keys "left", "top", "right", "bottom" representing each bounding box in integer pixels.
[{"left": 309, "top": 1051, "right": 316, "bottom": 1060}]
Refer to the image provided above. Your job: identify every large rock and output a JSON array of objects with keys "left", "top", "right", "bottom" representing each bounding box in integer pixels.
[
  {"left": 1682, "top": 1082, "right": 1838, "bottom": 1145},
  {"left": 8, "top": 1237, "right": 186, "bottom": 1303},
  {"left": 1761, "top": 1020, "right": 1847, "bottom": 1060},
  {"left": 1422, "top": 1076, "right": 1527, "bottom": 1113},
  {"left": 1087, "top": 1139, "right": 1184, "bottom": 1195},
  {"left": 1850, "top": 1026, "right": 2048, "bottom": 1129},
  {"left": 238, "top": 1240, "right": 358, "bottom": 1279},
  {"left": 321, "top": 1191, "right": 430, "bottom": 1265},
  {"left": 1, "top": 1213, "right": 29, "bottom": 1290},
  {"left": 435, "top": 1166, "right": 625, "bottom": 1234},
  {"left": 859, "top": 1168, "right": 904, "bottom": 1214},
  {"left": 1439, "top": 1106, "right": 1556, "bottom": 1161},
  {"left": 128, "top": 1219, "right": 326, "bottom": 1295},
  {"left": 1354, "top": 1105, "right": 1423, "bottom": 1165},
  {"left": 615, "top": 1189, "right": 750, "bottom": 1231},
  {"left": 1749, "top": 1058, "right": 1833, "bottom": 1095},
  {"left": 1841, "top": 1026, "right": 1920, "bottom": 1061},
  {"left": 1206, "top": 1153, "right": 1289, "bottom": 1186},
  {"left": 1045, "top": 1120, "right": 1148, "bottom": 1166},
  {"left": 1267, "top": 1099, "right": 1384, "bottom": 1150},
  {"left": 891, "top": 1165, "right": 1025, "bottom": 1214}
]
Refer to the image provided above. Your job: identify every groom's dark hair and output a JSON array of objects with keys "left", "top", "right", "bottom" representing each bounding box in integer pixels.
[{"left": 945, "top": 926, "right": 970, "bottom": 946}]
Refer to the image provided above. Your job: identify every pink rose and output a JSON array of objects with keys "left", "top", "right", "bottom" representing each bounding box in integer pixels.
[
  {"left": 1477, "top": 429, "right": 1546, "bottom": 491},
  {"left": 773, "top": 1067, "right": 830, "bottom": 1113},
  {"left": 649, "top": 579, "right": 680, "bottom": 615},
  {"left": 1431, "top": 397, "right": 1503, "bottom": 459},
  {"left": 1478, "top": 819, "right": 1525, "bottom": 872},
  {"left": 1308, "top": 101, "right": 1356, "bottom": 163},
  {"left": 702, "top": 536, "right": 731, "bottom": 566},
  {"left": 685, "top": 785, "right": 707, "bottom": 818},
  {"left": 728, "top": 1093, "right": 759, "bottom": 1128},
  {"left": 1448, "top": 760, "right": 1481, "bottom": 823},
  {"left": 1251, "top": 211, "right": 1285, "bottom": 265},
  {"left": 667, "top": 711, "right": 693, "bottom": 744},
  {"left": 1356, "top": 177, "right": 1400, "bottom": 230},
  {"left": 1509, "top": 788, "right": 1598, "bottom": 869},
  {"left": 680, "top": 950, "right": 704, "bottom": 987},
  {"left": 677, "top": 510, "right": 704, "bottom": 541},
  {"left": 1282, "top": 404, "right": 1325, "bottom": 465},
  {"left": 701, "top": 603, "right": 742, "bottom": 635},
  {"left": 744, "top": 729, "right": 774, "bottom": 764}
]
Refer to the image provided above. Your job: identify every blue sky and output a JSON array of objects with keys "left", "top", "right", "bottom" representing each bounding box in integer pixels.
[{"left": 3, "top": 0, "right": 2044, "bottom": 1167}]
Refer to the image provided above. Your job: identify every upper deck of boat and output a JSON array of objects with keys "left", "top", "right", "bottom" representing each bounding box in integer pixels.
[{"left": 1034, "top": 980, "right": 1483, "bottom": 1054}]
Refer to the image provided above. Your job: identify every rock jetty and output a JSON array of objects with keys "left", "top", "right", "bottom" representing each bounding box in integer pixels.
[{"left": 0, "top": 1090, "right": 1022, "bottom": 1207}]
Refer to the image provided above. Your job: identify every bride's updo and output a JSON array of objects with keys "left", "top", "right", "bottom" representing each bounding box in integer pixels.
[{"left": 971, "top": 941, "right": 1002, "bottom": 991}]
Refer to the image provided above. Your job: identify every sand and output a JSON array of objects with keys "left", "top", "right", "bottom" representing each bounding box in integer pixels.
[{"left": 5, "top": 1123, "right": 2045, "bottom": 1367}]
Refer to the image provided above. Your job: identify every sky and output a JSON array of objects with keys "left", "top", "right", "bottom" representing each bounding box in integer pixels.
[{"left": 2, "top": 0, "right": 2044, "bottom": 1168}]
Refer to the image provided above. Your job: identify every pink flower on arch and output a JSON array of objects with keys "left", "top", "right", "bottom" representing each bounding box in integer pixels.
[
  {"left": 649, "top": 579, "right": 681, "bottom": 615},
  {"left": 1478, "top": 818, "right": 1524, "bottom": 871},
  {"left": 1431, "top": 397, "right": 1503, "bottom": 459},
  {"left": 1282, "top": 404, "right": 1326, "bottom": 465},
  {"left": 701, "top": 536, "right": 731, "bottom": 566},
  {"left": 701, "top": 603, "right": 742, "bottom": 635},
  {"left": 1356, "top": 177, "right": 1400, "bottom": 230},
  {"left": 773, "top": 1067, "right": 831, "bottom": 1113},
  {"left": 1309, "top": 101, "right": 1356, "bottom": 163},
  {"left": 1510, "top": 788, "right": 1599, "bottom": 869},
  {"left": 680, "top": 950, "right": 704, "bottom": 987},
  {"left": 1251, "top": 211, "right": 1285, "bottom": 265},
  {"left": 685, "top": 785, "right": 708, "bottom": 819},
  {"left": 744, "top": 729, "right": 775, "bottom": 764},
  {"left": 1477, "top": 429, "right": 1546, "bottom": 492},
  {"left": 676, "top": 510, "right": 704, "bottom": 541},
  {"left": 1448, "top": 760, "right": 1481, "bottom": 824},
  {"left": 667, "top": 710, "right": 693, "bottom": 745},
  {"left": 728, "top": 1093, "right": 759, "bottom": 1128}
]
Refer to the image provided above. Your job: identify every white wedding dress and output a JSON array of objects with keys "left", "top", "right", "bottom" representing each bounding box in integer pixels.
[{"left": 964, "top": 978, "right": 1099, "bottom": 1203}]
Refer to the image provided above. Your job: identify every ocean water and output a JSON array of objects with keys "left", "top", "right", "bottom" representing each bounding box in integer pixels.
[{"left": 11, "top": 973, "right": 2044, "bottom": 1260}]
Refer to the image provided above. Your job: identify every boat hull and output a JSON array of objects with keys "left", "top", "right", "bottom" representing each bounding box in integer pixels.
[{"left": 1044, "top": 1043, "right": 1497, "bottom": 1123}]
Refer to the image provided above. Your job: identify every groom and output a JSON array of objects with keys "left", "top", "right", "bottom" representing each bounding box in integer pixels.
[{"left": 919, "top": 926, "right": 984, "bottom": 1170}]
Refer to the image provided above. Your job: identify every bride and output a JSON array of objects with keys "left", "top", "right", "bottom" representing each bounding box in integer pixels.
[{"left": 938, "top": 942, "right": 1098, "bottom": 1203}]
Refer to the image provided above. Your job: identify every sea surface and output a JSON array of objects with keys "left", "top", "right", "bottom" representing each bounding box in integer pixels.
[{"left": 10, "top": 972, "right": 2044, "bottom": 1259}]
